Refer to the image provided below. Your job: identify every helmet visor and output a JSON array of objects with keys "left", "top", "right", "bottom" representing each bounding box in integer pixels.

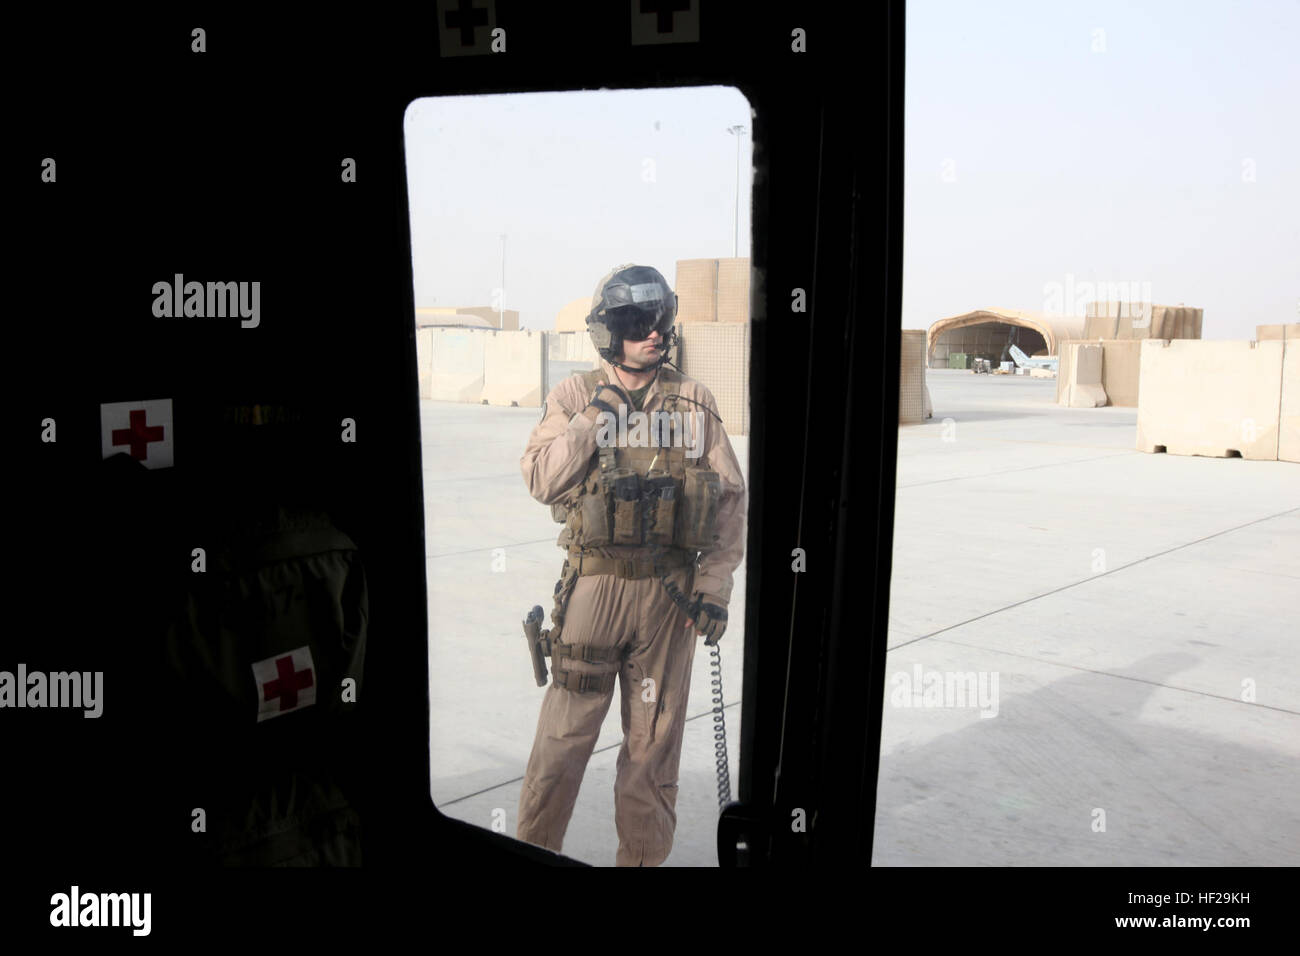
[{"left": 604, "top": 305, "right": 674, "bottom": 343}]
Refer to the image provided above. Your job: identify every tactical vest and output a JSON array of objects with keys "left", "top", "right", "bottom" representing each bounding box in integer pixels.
[{"left": 552, "top": 367, "right": 721, "bottom": 558}]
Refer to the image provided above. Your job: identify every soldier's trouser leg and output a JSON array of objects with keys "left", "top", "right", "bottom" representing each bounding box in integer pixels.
[
  {"left": 516, "top": 573, "right": 631, "bottom": 853},
  {"left": 614, "top": 565, "right": 697, "bottom": 867}
]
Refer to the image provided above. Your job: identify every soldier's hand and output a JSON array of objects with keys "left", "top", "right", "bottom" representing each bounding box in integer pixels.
[{"left": 684, "top": 593, "right": 728, "bottom": 645}]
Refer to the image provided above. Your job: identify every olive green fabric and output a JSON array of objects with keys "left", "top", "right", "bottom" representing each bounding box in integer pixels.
[{"left": 626, "top": 381, "right": 653, "bottom": 411}]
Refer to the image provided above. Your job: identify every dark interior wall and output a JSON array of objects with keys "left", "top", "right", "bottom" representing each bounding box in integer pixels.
[
  {"left": 932, "top": 322, "right": 1048, "bottom": 365},
  {"left": 13, "top": 2, "right": 906, "bottom": 893}
]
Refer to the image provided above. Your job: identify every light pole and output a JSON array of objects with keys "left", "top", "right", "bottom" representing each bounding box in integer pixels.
[
  {"left": 726, "top": 125, "right": 746, "bottom": 259},
  {"left": 500, "top": 233, "right": 507, "bottom": 328}
]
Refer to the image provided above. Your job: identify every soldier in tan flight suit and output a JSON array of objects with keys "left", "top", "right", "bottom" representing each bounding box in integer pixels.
[{"left": 517, "top": 264, "right": 746, "bottom": 866}]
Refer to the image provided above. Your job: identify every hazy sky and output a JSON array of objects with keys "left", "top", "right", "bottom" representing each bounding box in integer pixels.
[
  {"left": 403, "top": 87, "right": 753, "bottom": 330},
  {"left": 405, "top": 0, "right": 1297, "bottom": 340},
  {"left": 905, "top": 0, "right": 1298, "bottom": 339}
]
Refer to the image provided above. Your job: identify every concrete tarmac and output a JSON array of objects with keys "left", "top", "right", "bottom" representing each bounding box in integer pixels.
[
  {"left": 876, "top": 370, "right": 1300, "bottom": 865},
  {"left": 422, "top": 368, "right": 1299, "bottom": 866}
]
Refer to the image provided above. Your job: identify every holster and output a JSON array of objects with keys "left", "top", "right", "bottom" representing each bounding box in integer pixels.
[
  {"left": 523, "top": 559, "right": 580, "bottom": 688},
  {"left": 522, "top": 606, "right": 551, "bottom": 688}
]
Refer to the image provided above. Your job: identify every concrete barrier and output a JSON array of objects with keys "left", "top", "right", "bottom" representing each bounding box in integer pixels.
[
  {"left": 546, "top": 330, "right": 601, "bottom": 364},
  {"left": 1057, "top": 342, "right": 1103, "bottom": 407},
  {"left": 1281, "top": 340, "right": 1300, "bottom": 464},
  {"left": 428, "top": 328, "right": 486, "bottom": 403},
  {"left": 900, "top": 330, "right": 928, "bottom": 424},
  {"left": 1136, "top": 340, "right": 1284, "bottom": 460},
  {"left": 1097, "top": 339, "right": 1143, "bottom": 406},
  {"left": 482, "top": 329, "right": 545, "bottom": 407},
  {"left": 1056, "top": 339, "right": 1143, "bottom": 407},
  {"left": 1056, "top": 342, "right": 1079, "bottom": 404},
  {"left": 544, "top": 331, "right": 601, "bottom": 393}
]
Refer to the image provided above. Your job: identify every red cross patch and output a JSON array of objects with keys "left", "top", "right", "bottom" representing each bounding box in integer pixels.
[
  {"left": 251, "top": 647, "right": 317, "bottom": 722},
  {"left": 100, "top": 399, "right": 174, "bottom": 469}
]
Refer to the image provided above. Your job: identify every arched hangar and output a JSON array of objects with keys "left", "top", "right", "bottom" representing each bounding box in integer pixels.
[{"left": 927, "top": 309, "right": 1084, "bottom": 369}]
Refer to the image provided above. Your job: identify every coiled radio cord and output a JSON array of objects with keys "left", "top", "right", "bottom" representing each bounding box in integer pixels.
[
  {"left": 709, "top": 640, "right": 732, "bottom": 808},
  {"left": 660, "top": 570, "right": 732, "bottom": 811}
]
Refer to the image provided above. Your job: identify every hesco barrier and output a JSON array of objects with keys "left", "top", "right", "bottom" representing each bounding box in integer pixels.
[
  {"left": 715, "top": 259, "right": 750, "bottom": 324},
  {"left": 678, "top": 321, "right": 749, "bottom": 436},
  {"left": 1256, "top": 323, "right": 1300, "bottom": 342},
  {"left": 427, "top": 327, "right": 486, "bottom": 403},
  {"left": 1136, "top": 340, "right": 1288, "bottom": 460},
  {"left": 1083, "top": 302, "right": 1203, "bottom": 340},
  {"left": 481, "top": 329, "right": 545, "bottom": 408},
  {"left": 899, "top": 330, "right": 929, "bottom": 424}
]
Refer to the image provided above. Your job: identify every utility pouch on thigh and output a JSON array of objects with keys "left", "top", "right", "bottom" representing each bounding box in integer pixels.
[
  {"left": 642, "top": 472, "right": 677, "bottom": 547},
  {"left": 675, "top": 469, "right": 721, "bottom": 551},
  {"left": 579, "top": 485, "right": 613, "bottom": 547},
  {"left": 550, "top": 500, "right": 568, "bottom": 523},
  {"left": 611, "top": 469, "right": 642, "bottom": 545}
]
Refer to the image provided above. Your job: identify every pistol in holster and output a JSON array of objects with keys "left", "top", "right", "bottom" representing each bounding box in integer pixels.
[
  {"left": 522, "top": 605, "right": 552, "bottom": 687},
  {"left": 522, "top": 559, "right": 579, "bottom": 688}
]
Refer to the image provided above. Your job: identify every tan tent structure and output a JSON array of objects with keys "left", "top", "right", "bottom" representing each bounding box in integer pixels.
[{"left": 927, "top": 308, "right": 1085, "bottom": 368}]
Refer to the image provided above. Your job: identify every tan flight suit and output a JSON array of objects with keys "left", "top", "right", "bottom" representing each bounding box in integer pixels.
[{"left": 516, "top": 356, "right": 746, "bottom": 866}]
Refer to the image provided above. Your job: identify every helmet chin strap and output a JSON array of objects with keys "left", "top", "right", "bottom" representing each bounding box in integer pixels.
[
  {"left": 611, "top": 356, "right": 664, "bottom": 373},
  {"left": 610, "top": 338, "right": 671, "bottom": 374}
]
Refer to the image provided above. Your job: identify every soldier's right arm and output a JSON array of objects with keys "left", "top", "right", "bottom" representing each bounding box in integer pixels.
[{"left": 520, "top": 379, "right": 600, "bottom": 505}]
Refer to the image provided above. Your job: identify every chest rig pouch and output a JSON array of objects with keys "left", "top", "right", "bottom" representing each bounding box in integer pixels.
[{"left": 552, "top": 368, "right": 722, "bottom": 554}]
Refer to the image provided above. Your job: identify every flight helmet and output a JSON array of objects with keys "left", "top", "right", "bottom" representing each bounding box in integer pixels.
[{"left": 586, "top": 264, "right": 679, "bottom": 370}]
